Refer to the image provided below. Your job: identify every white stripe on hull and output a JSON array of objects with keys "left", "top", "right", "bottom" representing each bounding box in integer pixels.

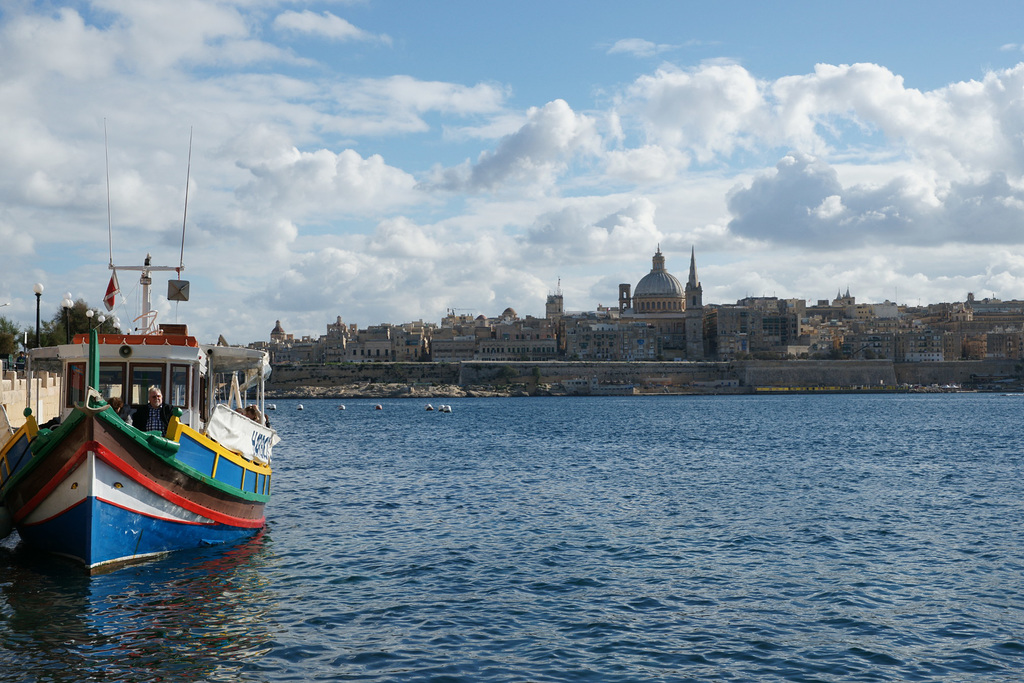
[{"left": 24, "top": 451, "right": 211, "bottom": 526}]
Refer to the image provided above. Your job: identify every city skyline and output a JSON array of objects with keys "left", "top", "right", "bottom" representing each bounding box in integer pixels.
[{"left": 4, "top": 2, "right": 1024, "bottom": 344}]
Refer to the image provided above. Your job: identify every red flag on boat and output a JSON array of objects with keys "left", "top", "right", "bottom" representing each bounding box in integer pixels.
[{"left": 103, "top": 270, "right": 119, "bottom": 311}]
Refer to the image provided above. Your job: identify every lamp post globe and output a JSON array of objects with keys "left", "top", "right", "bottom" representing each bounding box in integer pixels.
[
  {"left": 32, "top": 283, "right": 43, "bottom": 348},
  {"left": 62, "top": 294, "right": 74, "bottom": 344}
]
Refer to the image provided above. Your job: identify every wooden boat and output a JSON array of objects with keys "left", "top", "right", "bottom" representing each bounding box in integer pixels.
[{"left": 0, "top": 259, "right": 279, "bottom": 573}]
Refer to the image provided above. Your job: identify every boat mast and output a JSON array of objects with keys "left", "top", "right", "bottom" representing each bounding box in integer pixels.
[{"left": 113, "top": 254, "right": 182, "bottom": 334}]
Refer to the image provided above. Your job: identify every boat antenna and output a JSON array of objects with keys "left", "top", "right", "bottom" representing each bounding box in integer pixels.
[
  {"left": 104, "top": 119, "right": 113, "bottom": 267},
  {"left": 179, "top": 127, "right": 192, "bottom": 272}
]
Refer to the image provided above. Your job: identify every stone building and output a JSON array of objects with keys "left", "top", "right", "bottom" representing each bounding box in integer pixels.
[
  {"left": 564, "top": 318, "right": 657, "bottom": 361},
  {"left": 265, "top": 320, "right": 322, "bottom": 364}
]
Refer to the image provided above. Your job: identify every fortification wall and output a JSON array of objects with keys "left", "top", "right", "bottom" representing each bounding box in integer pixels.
[
  {"left": 0, "top": 371, "right": 63, "bottom": 428},
  {"left": 268, "top": 362, "right": 462, "bottom": 389},
  {"left": 269, "top": 359, "right": 1024, "bottom": 393},
  {"left": 457, "top": 361, "right": 730, "bottom": 386},
  {"left": 893, "top": 360, "right": 1020, "bottom": 386},
  {"left": 270, "top": 361, "right": 738, "bottom": 390},
  {"left": 737, "top": 360, "right": 897, "bottom": 388}
]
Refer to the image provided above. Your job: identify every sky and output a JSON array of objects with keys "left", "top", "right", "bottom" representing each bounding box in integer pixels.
[{"left": 4, "top": 1, "right": 1024, "bottom": 344}]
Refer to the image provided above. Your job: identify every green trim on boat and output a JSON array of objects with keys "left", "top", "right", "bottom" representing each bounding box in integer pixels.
[
  {"left": 8, "top": 403, "right": 267, "bottom": 505},
  {"left": 95, "top": 407, "right": 269, "bottom": 504}
]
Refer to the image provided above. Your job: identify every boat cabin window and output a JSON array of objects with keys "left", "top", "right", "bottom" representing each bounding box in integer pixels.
[
  {"left": 98, "top": 363, "right": 126, "bottom": 402},
  {"left": 66, "top": 362, "right": 87, "bottom": 408},
  {"left": 170, "top": 364, "right": 190, "bottom": 408},
  {"left": 129, "top": 365, "right": 164, "bottom": 406}
]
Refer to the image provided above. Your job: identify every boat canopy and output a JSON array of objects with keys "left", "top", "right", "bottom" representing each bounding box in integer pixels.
[{"left": 202, "top": 345, "right": 271, "bottom": 391}]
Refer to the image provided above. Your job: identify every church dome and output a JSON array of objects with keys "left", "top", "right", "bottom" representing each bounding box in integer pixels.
[
  {"left": 271, "top": 320, "right": 286, "bottom": 335},
  {"left": 635, "top": 270, "right": 683, "bottom": 297},
  {"left": 634, "top": 249, "right": 683, "bottom": 297}
]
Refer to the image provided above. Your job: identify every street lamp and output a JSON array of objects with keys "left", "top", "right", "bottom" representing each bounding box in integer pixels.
[
  {"left": 62, "top": 293, "right": 73, "bottom": 343},
  {"left": 33, "top": 283, "right": 43, "bottom": 348}
]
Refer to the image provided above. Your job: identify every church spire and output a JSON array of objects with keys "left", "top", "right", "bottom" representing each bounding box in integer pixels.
[{"left": 687, "top": 246, "right": 699, "bottom": 288}]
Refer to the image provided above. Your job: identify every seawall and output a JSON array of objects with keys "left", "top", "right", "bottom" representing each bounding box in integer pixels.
[
  {"left": 267, "top": 359, "right": 1024, "bottom": 395},
  {"left": 1, "top": 371, "right": 63, "bottom": 428}
]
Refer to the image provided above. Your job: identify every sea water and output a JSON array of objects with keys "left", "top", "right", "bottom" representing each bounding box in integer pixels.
[{"left": 1, "top": 394, "right": 1023, "bottom": 681}]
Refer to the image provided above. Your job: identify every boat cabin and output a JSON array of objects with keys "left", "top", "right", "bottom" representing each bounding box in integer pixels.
[{"left": 37, "top": 324, "right": 270, "bottom": 431}]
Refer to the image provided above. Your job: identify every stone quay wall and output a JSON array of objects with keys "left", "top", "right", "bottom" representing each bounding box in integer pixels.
[
  {"left": 738, "top": 360, "right": 896, "bottom": 388},
  {"left": 268, "top": 359, "right": 1024, "bottom": 394},
  {"left": 1, "top": 371, "right": 63, "bottom": 428}
]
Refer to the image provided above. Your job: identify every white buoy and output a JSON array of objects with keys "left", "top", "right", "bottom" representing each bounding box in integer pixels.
[
  {"left": 338, "top": 404, "right": 346, "bottom": 410},
  {"left": 374, "top": 404, "right": 383, "bottom": 410},
  {"left": 297, "top": 404, "right": 304, "bottom": 411},
  {"left": 425, "top": 404, "right": 434, "bottom": 411}
]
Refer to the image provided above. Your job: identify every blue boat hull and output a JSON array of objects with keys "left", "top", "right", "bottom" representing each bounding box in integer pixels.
[{"left": 17, "top": 489, "right": 262, "bottom": 568}]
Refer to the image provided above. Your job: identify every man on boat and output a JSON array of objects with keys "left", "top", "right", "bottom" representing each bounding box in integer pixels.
[{"left": 132, "top": 386, "right": 173, "bottom": 433}]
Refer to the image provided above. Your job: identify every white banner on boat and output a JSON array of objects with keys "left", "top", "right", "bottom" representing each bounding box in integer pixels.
[{"left": 205, "top": 404, "right": 279, "bottom": 464}]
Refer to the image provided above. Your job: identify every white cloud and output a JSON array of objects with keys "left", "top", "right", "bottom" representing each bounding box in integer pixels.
[
  {"left": 525, "top": 197, "right": 660, "bottom": 262},
  {"left": 607, "top": 38, "right": 676, "bottom": 58},
  {"left": 273, "top": 10, "right": 391, "bottom": 45},
  {"left": 425, "top": 99, "right": 602, "bottom": 192},
  {"left": 235, "top": 146, "right": 422, "bottom": 219},
  {"left": 0, "top": 8, "right": 116, "bottom": 80},
  {"left": 368, "top": 216, "right": 444, "bottom": 259},
  {"left": 812, "top": 194, "right": 845, "bottom": 219},
  {"left": 725, "top": 152, "right": 1024, "bottom": 249},
  {"left": 90, "top": 0, "right": 289, "bottom": 71},
  {"left": 605, "top": 145, "right": 690, "bottom": 183},
  {"left": 0, "top": 214, "right": 35, "bottom": 257},
  {"left": 339, "top": 75, "right": 508, "bottom": 116},
  {"left": 621, "top": 62, "right": 767, "bottom": 162}
]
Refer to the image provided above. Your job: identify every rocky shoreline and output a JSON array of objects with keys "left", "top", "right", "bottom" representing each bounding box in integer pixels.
[{"left": 266, "top": 382, "right": 990, "bottom": 400}]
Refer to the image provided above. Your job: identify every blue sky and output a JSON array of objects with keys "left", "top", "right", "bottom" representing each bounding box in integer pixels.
[{"left": 4, "top": 1, "right": 1024, "bottom": 343}]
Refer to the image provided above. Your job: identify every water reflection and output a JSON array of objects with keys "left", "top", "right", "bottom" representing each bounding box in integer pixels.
[{"left": 0, "top": 532, "right": 275, "bottom": 682}]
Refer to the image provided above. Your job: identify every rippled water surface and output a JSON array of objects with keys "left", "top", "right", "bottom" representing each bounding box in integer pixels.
[{"left": 3, "top": 394, "right": 1024, "bottom": 681}]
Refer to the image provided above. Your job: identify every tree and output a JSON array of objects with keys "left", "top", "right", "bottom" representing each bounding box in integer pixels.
[
  {"left": 0, "top": 315, "right": 18, "bottom": 360},
  {"left": 0, "top": 301, "right": 120, "bottom": 359},
  {"left": 36, "top": 300, "right": 119, "bottom": 347}
]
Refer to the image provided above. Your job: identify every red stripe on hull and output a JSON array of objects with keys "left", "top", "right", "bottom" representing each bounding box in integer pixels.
[
  {"left": 13, "top": 447, "right": 89, "bottom": 522},
  {"left": 14, "top": 435, "right": 263, "bottom": 530},
  {"left": 91, "top": 441, "right": 264, "bottom": 529}
]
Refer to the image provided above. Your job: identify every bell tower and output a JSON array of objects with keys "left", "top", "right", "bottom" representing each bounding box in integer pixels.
[
  {"left": 684, "top": 247, "right": 704, "bottom": 358},
  {"left": 618, "top": 284, "right": 632, "bottom": 312}
]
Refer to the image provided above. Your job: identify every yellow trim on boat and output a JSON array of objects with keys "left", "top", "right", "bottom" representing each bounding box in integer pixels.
[
  {"left": 0, "top": 424, "right": 31, "bottom": 486},
  {"left": 167, "top": 420, "right": 272, "bottom": 475}
]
